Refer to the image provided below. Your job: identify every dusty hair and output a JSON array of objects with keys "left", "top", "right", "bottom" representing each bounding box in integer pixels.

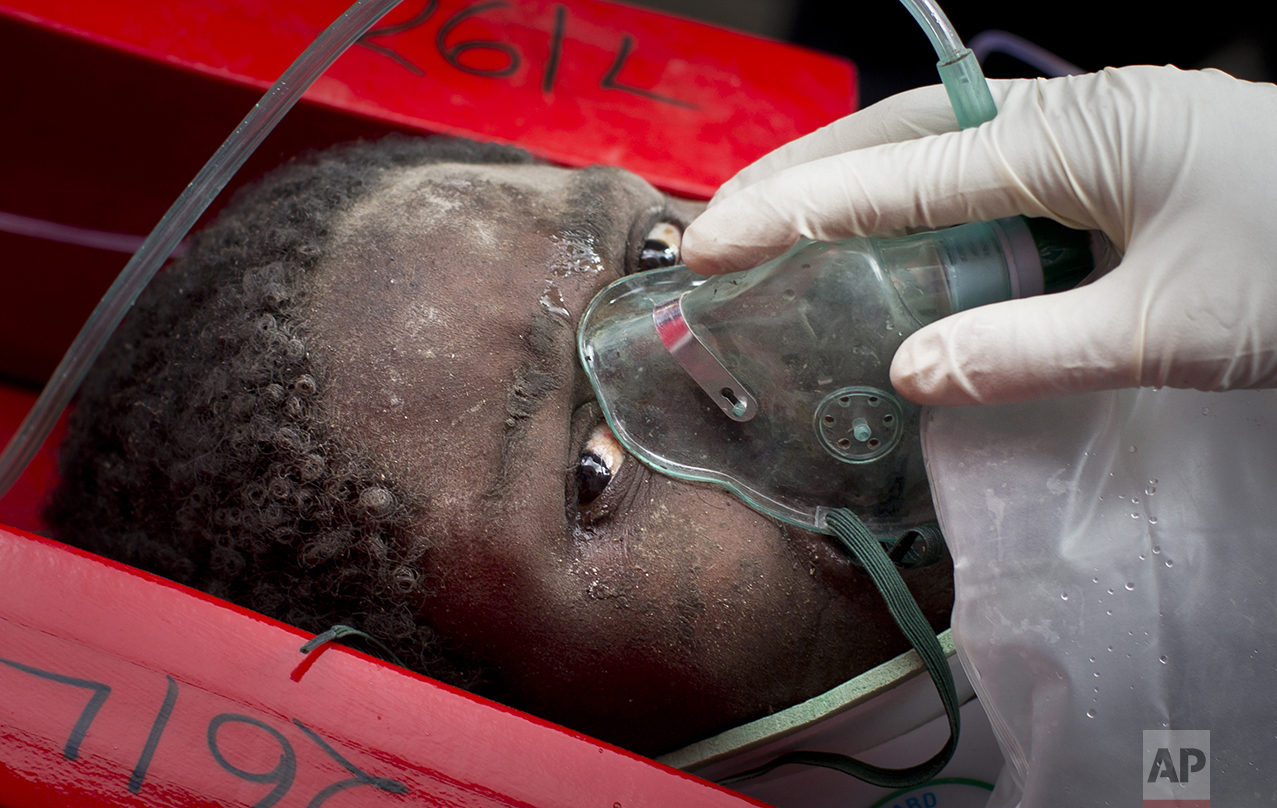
[{"left": 48, "top": 136, "right": 534, "bottom": 683}]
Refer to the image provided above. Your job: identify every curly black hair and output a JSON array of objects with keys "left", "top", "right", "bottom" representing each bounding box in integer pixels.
[{"left": 47, "top": 136, "right": 535, "bottom": 685}]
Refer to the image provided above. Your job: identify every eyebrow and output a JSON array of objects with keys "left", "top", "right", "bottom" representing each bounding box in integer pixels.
[
  {"left": 563, "top": 168, "right": 621, "bottom": 251},
  {"left": 479, "top": 167, "right": 651, "bottom": 512},
  {"left": 481, "top": 309, "right": 572, "bottom": 512}
]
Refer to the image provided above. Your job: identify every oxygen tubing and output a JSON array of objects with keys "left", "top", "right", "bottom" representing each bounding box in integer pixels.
[
  {"left": 898, "top": 0, "right": 998, "bottom": 128},
  {"left": 0, "top": 0, "right": 404, "bottom": 500}
]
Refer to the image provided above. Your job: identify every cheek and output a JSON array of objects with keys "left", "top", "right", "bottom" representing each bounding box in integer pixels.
[
  {"left": 420, "top": 527, "right": 584, "bottom": 677},
  {"left": 575, "top": 478, "right": 811, "bottom": 640},
  {"left": 416, "top": 432, "right": 582, "bottom": 665}
]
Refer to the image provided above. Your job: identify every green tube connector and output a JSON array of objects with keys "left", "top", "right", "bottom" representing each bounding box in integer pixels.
[
  {"left": 895, "top": 0, "right": 998, "bottom": 130},
  {"left": 937, "top": 48, "right": 999, "bottom": 129}
]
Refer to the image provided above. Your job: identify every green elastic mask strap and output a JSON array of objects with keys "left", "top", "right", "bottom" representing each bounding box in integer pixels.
[{"left": 717, "top": 508, "right": 960, "bottom": 789}]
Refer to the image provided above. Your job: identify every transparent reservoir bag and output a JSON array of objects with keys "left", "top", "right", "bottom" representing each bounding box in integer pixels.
[
  {"left": 579, "top": 216, "right": 1095, "bottom": 533},
  {"left": 925, "top": 387, "right": 1277, "bottom": 806}
]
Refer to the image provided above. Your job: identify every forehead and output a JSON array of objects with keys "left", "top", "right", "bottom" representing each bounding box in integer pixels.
[
  {"left": 342, "top": 162, "right": 566, "bottom": 237},
  {"left": 332, "top": 161, "right": 654, "bottom": 252},
  {"left": 306, "top": 160, "right": 659, "bottom": 513}
]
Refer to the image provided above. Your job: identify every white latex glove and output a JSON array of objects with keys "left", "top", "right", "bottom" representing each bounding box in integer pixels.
[{"left": 681, "top": 66, "right": 1277, "bottom": 406}]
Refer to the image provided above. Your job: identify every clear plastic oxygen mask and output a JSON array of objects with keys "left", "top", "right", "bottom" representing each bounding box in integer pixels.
[
  {"left": 579, "top": 0, "right": 1041, "bottom": 790},
  {"left": 579, "top": 216, "right": 1097, "bottom": 533}
]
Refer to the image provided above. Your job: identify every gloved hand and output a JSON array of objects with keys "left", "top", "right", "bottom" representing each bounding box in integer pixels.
[{"left": 681, "top": 66, "right": 1277, "bottom": 406}]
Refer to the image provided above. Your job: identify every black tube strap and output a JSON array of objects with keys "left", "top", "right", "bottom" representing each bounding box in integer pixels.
[{"left": 717, "top": 508, "right": 960, "bottom": 789}]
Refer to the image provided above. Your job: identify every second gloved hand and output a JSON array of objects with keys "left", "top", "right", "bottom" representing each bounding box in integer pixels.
[{"left": 681, "top": 66, "right": 1277, "bottom": 406}]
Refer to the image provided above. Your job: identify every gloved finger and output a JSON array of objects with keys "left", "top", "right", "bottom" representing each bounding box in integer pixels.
[
  {"left": 684, "top": 131, "right": 1059, "bottom": 275},
  {"left": 709, "top": 83, "right": 968, "bottom": 205},
  {"left": 888, "top": 275, "right": 1139, "bottom": 405},
  {"left": 684, "top": 75, "right": 1125, "bottom": 275},
  {"left": 893, "top": 217, "right": 1277, "bottom": 405}
]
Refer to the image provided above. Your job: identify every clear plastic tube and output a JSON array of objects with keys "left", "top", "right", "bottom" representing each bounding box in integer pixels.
[
  {"left": 0, "top": 210, "right": 179, "bottom": 255},
  {"left": 897, "top": 0, "right": 965, "bottom": 62},
  {"left": 897, "top": 0, "right": 998, "bottom": 128},
  {"left": 968, "top": 29, "right": 1083, "bottom": 78},
  {"left": 0, "top": 0, "right": 403, "bottom": 500}
]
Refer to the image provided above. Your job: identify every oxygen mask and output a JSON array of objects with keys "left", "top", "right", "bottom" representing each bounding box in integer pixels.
[
  {"left": 579, "top": 216, "right": 1097, "bottom": 533},
  {"left": 578, "top": 0, "right": 1090, "bottom": 789}
]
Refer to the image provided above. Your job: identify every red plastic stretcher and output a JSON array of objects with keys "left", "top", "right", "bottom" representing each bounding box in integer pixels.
[
  {"left": 0, "top": 2, "right": 857, "bottom": 804},
  {"left": 0, "top": 523, "right": 769, "bottom": 807}
]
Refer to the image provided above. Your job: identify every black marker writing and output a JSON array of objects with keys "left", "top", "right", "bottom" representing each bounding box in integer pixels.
[
  {"left": 436, "top": 1, "right": 521, "bottom": 79},
  {"left": 543, "top": 5, "right": 567, "bottom": 93},
  {"left": 0, "top": 656, "right": 111, "bottom": 761},
  {"left": 2, "top": 658, "right": 420, "bottom": 805},
  {"left": 601, "top": 35, "right": 698, "bottom": 109},
  {"left": 355, "top": 0, "right": 695, "bottom": 108},
  {"left": 292, "top": 719, "right": 409, "bottom": 808},
  {"left": 358, "top": 0, "right": 438, "bottom": 75},
  {"left": 207, "top": 713, "right": 297, "bottom": 808},
  {"left": 128, "top": 675, "right": 179, "bottom": 793}
]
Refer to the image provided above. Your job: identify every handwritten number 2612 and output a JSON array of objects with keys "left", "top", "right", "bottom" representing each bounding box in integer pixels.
[{"left": 358, "top": 0, "right": 696, "bottom": 109}]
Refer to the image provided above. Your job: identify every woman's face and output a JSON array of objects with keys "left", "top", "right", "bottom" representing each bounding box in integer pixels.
[{"left": 307, "top": 161, "right": 952, "bottom": 755}]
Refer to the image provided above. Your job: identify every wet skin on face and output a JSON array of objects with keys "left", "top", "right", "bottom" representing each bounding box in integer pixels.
[{"left": 306, "top": 162, "right": 953, "bottom": 756}]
